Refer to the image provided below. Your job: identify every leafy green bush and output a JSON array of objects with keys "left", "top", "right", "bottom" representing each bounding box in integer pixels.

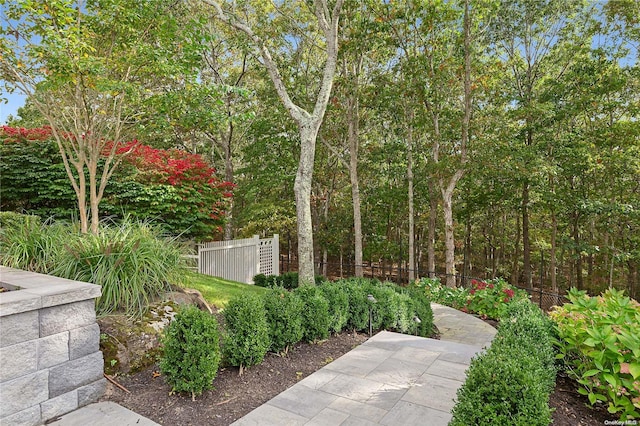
[
  {"left": 160, "top": 307, "right": 221, "bottom": 400},
  {"left": 262, "top": 287, "right": 304, "bottom": 353},
  {"left": 401, "top": 285, "right": 434, "bottom": 337},
  {"left": 415, "top": 277, "right": 468, "bottom": 309},
  {"left": 550, "top": 288, "right": 640, "bottom": 419},
  {"left": 465, "top": 278, "right": 529, "bottom": 320},
  {"left": 223, "top": 293, "right": 271, "bottom": 373},
  {"left": 318, "top": 281, "right": 349, "bottom": 334},
  {"left": 341, "top": 278, "right": 376, "bottom": 332},
  {"left": 450, "top": 299, "right": 556, "bottom": 426},
  {"left": 294, "top": 286, "right": 330, "bottom": 342},
  {"left": 253, "top": 273, "right": 280, "bottom": 288},
  {"left": 0, "top": 211, "right": 42, "bottom": 232}
]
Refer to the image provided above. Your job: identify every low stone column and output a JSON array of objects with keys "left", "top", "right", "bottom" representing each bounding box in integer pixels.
[{"left": 0, "top": 267, "right": 105, "bottom": 426}]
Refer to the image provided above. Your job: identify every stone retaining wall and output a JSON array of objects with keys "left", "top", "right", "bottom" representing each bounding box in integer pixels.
[{"left": 0, "top": 267, "right": 105, "bottom": 426}]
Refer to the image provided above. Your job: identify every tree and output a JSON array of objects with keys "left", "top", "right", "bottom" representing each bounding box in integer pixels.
[
  {"left": 1, "top": 0, "right": 204, "bottom": 233},
  {"left": 202, "top": 0, "right": 344, "bottom": 284}
]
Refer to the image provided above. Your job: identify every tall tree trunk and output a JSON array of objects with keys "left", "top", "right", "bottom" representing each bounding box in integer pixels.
[
  {"left": 572, "top": 210, "right": 583, "bottom": 290},
  {"left": 223, "top": 126, "right": 235, "bottom": 241},
  {"left": 522, "top": 181, "right": 532, "bottom": 288},
  {"left": 427, "top": 185, "right": 437, "bottom": 277},
  {"left": 441, "top": 172, "right": 463, "bottom": 288},
  {"left": 512, "top": 213, "right": 521, "bottom": 286},
  {"left": 551, "top": 210, "right": 558, "bottom": 293},
  {"left": 407, "top": 113, "right": 415, "bottom": 282},
  {"left": 347, "top": 89, "right": 364, "bottom": 277},
  {"left": 295, "top": 123, "right": 321, "bottom": 283}
]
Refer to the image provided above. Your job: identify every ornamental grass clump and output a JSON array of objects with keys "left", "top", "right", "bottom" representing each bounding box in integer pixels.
[
  {"left": 52, "top": 218, "right": 185, "bottom": 317},
  {"left": 223, "top": 293, "right": 271, "bottom": 375},
  {"left": 160, "top": 307, "right": 221, "bottom": 401},
  {"left": 450, "top": 299, "right": 556, "bottom": 426},
  {"left": 550, "top": 288, "right": 640, "bottom": 420}
]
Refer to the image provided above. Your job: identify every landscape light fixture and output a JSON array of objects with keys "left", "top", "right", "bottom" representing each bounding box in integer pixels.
[
  {"left": 413, "top": 316, "right": 421, "bottom": 335},
  {"left": 367, "top": 294, "right": 377, "bottom": 336}
]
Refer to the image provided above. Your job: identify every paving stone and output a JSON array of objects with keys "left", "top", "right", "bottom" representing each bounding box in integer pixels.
[
  {"left": 328, "top": 396, "right": 388, "bottom": 423},
  {"left": 40, "top": 390, "right": 78, "bottom": 422},
  {"left": 0, "top": 405, "right": 41, "bottom": 426},
  {"left": 324, "top": 345, "right": 393, "bottom": 378},
  {"left": 402, "top": 374, "right": 463, "bottom": 412},
  {"left": 297, "top": 369, "right": 338, "bottom": 390},
  {"left": 47, "top": 402, "right": 159, "bottom": 426},
  {"left": 364, "top": 383, "right": 406, "bottom": 411},
  {"left": 37, "top": 331, "right": 70, "bottom": 369},
  {"left": 69, "top": 323, "right": 100, "bottom": 360},
  {"left": 269, "top": 384, "right": 338, "bottom": 419},
  {"left": 320, "top": 374, "right": 383, "bottom": 402},
  {"left": 0, "top": 371, "right": 48, "bottom": 417},
  {"left": 379, "top": 400, "right": 452, "bottom": 426},
  {"left": 424, "top": 359, "right": 469, "bottom": 382},
  {"left": 49, "top": 351, "right": 103, "bottom": 398},
  {"left": 39, "top": 300, "right": 96, "bottom": 337},
  {"left": 0, "top": 310, "right": 39, "bottom": 348},
  {"left": 364, "top": 357, "right": 428, "bottom": 388},
  {"left": 304, "top": 407, "right": 350, "bottom": 426},
  {"left": 0, "top": 340, "right": 37, "bottom": 382},
  {"left": 340, "top": 416, "right": 380, "bottom": 426},
  {"left": 231, "top": 403, "right": 307, "bottom": 426}
]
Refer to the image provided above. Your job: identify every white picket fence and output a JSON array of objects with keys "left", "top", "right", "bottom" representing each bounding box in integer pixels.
[{"left": 198, "top": 234, "right": 279, "bottom": 284}]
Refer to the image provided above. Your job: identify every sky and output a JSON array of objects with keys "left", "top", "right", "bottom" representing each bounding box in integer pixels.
[{"left": 1, "top": 92, "right": 27, "bottom": 124}]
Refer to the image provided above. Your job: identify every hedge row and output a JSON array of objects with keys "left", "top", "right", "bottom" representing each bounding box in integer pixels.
[
  {"left": 450, "top": 299, "right": 557, "bottom": 426},
  {"left": 160, "top": 277, "right": 435, "bottom": 399}
]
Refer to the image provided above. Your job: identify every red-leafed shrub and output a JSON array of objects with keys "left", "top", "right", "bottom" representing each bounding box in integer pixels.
[{"left": 1, "top": 127, "right": 233, "bottom": 240}]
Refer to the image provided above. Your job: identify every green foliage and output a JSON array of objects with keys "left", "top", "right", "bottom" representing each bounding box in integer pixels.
[
  {"left": 465, "top": 278, "right": 530, "bottom": 320},
  {"left": 318, "top": 282, "right": 349, "bottom": 334},
  {"left": 0, "top": 211, "right": 41, "bottom": 232},
  {"left": 1, "top": 217, "right": 185, "bottom": 317},
  {"left": 403, "top": 284, "right": 435, "bottom": 337},
  {"left": 0, "top": 132, "right": 77, "bottom": 220},
  {"left": 415, "top": 277, "right": 468, "bottom": 309},
  {"left": 341, "top": 278, "right": 377, "bottom": 332},
  {"left": 293, "top": 286, "right": 330, "bottom": 342},
  {"left": 451, "top": 299, "right": 556, "bottom": 426},
  {"left": 0, "top": 218, "right": 68, "bottom": 274},
  {"left": 160, "top": 307, "right": 221, "bottom": 400},
  {"left": 52, "top": 218, "right": 185, "bottom": 317},
  {"left": 223, "top": 293, "right": 271, "bottom": 370},
  {"left": 550, "top": 288, "right": 640, "bottom": 419},
  {"left": 335, "top": 278, "right": 433, "bottom": 337},
  {"left": 262, "top": 288, "right": 304, "bottom": 353},
  {"left": 251, "top": 272, "right": 326, "bottom": 290}
]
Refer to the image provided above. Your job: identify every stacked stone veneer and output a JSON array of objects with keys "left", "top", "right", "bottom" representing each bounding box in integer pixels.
[{"left": 0, "top": 266, "right": 105, "bottom": 426}]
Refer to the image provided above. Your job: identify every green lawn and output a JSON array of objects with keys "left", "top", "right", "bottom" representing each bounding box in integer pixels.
[{"left": 182, "top": 271, "right": 268, "bottom": 308}]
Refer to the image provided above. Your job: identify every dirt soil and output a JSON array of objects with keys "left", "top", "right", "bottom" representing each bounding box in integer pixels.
[{"left": 102, "top": 330, "right": 619, "bottom": 426}]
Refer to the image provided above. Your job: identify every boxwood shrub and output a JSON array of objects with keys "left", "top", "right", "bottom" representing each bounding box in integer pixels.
[
  {"left": 160, "top": 307, "right": 221, "bottom": 400},
  {"left": 450, "top": 299, "right": 556, "bottom": 426},
  {"left": 223, "top": 293, "right": 271, "bottom": 373},
  {"left": 294, "top": 286, "right": 331, "bottom": 342},
  {"left": 262, "top": 287, "right": 304, "bottom": 354},
  {"left": 318, "top": 281, "right": 350, "bottom": 334}
]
